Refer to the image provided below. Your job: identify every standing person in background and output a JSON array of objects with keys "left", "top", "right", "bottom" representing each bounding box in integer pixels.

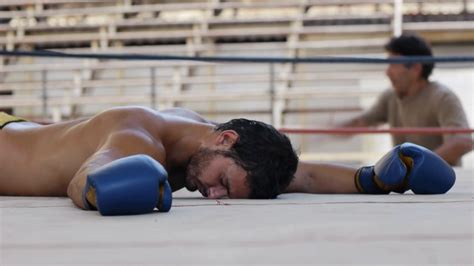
[{"left": 340, "top": 33, "right": 472, "bottom": 166}]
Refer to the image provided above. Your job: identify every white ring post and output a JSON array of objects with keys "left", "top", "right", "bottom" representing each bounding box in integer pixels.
[{"left": 393, "top": 0, "right": 403, "bottom": 37}]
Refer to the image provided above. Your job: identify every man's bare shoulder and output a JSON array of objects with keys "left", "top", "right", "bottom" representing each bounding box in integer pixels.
[
  {"left": 86, "top": 106, "right": 163, "bottom": 127},
  {"left": 159, "top": 107, "right": 216, "bottom": 125},
  {"left": 92, "top": 106, "right": 157, "bottom": 119},
  {"left": 84, "top": 107, "right": 168, "bottom": 160},
  {"left": 68, "top": 106, "right": 211, "bottom": 129}
]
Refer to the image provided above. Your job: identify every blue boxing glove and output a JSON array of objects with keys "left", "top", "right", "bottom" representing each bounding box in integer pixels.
[
  {"left": 355, "top": 142, "right": 455, "bottom": 194},
  {"left": 82, "top": 154, "right": 172, "bottom": 216}
]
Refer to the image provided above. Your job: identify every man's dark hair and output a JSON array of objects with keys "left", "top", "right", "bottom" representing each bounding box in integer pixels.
[
  {"left": 215, "top": 119, "right": 298, "bottom": 199},
  {"left": 384, "top": 33, "right": 434, "bottom": 80}
]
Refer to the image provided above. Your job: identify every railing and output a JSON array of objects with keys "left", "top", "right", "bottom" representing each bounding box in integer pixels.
[
  {"left": 0, "top": 58, "right": 385, "bottom": 124},
  {"left": 0, "top": 0, "right": 473, "bottom": 164},
  {"left": 0, "top": 0, "right": 472, "bottom": 50}
]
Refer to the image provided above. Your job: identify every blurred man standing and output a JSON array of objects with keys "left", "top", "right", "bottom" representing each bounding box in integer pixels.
[{"left": 341, "top": 33, "right": 472, "bottom": 165}]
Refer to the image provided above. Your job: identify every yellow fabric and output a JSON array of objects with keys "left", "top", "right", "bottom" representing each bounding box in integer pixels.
[
  {"left": 0, "top": 112, "right": 27, "bottom": 129},
  {"left": 86, "top": 187, "right": 98, "bottom": 208}
]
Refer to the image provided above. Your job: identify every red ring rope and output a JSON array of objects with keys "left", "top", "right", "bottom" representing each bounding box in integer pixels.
[{"left": 279, "top": 127, "right": 474, "bottom": 135}]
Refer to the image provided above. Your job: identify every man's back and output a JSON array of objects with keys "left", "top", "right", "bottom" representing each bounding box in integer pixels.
[{"left": 0, "top": 107, "right": 164, "bottom": 196}]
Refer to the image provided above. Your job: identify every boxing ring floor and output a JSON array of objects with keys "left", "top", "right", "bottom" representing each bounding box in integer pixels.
[{"left": 1, "top": 168, "right": 472, "bottom": 266}]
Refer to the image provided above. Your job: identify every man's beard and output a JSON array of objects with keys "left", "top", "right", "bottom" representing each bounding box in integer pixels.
[{"left": 185, "top": 148, "right": 219, "bottom": 192}]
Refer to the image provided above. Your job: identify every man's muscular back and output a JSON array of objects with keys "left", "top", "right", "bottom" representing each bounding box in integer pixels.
[{"left": 0, "top": 107, "right": 171, "bottom": 196}]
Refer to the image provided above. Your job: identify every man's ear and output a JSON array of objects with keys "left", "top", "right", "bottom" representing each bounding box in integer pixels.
[{"left": 215, "top": 130, "right": 239, "bottom": 148}]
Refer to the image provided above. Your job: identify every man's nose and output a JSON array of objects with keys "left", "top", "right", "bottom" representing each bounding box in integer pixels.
[{"left": 207, "top": 186, "right": 227, "bottom": 199}]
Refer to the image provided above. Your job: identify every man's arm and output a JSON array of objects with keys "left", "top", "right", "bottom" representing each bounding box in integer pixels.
[
  {"left": 334, "top": 90, "right": 391, "bottom": 135},
  {"left": 434, "top": 137, "right": 473, "bottom": 166},
  {"left": 67, "top": 149, "right": 117, "bottom": 209},
  {"left": 434, "top": 91, "right": 473, "bottom": 166},
  {"left": 67, "top": 130, "right": 163, "bottom": 209},
  {"left": 285, "top": 142, "right": 456, "bottom": 195},
  {"left": 338, "top": 116, "right": 369, "bottom": 128},
  {"left": 284, "top": 161, "right": 358, "bottom": 194}
]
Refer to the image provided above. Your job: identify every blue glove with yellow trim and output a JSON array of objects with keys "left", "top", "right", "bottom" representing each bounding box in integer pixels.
[
  {"left": 83, "top": 154, "right": 172, "bottom": 215},
  {"left": 355, "top": 142, "right": 455, "bottom": 194}
]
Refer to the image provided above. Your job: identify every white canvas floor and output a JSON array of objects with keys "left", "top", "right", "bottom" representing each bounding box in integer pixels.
[{"left": 1, "top": 168, "right": 472, "bottom": 266}]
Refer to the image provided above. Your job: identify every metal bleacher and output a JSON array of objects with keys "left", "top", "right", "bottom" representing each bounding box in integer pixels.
[{"left": 0, "top": 0, "right": 473, "bottom": 163}]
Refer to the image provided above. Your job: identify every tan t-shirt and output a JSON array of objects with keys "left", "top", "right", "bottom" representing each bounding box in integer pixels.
[{"left": 359, "top": 81, "right": 470, "bottom": 151}]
